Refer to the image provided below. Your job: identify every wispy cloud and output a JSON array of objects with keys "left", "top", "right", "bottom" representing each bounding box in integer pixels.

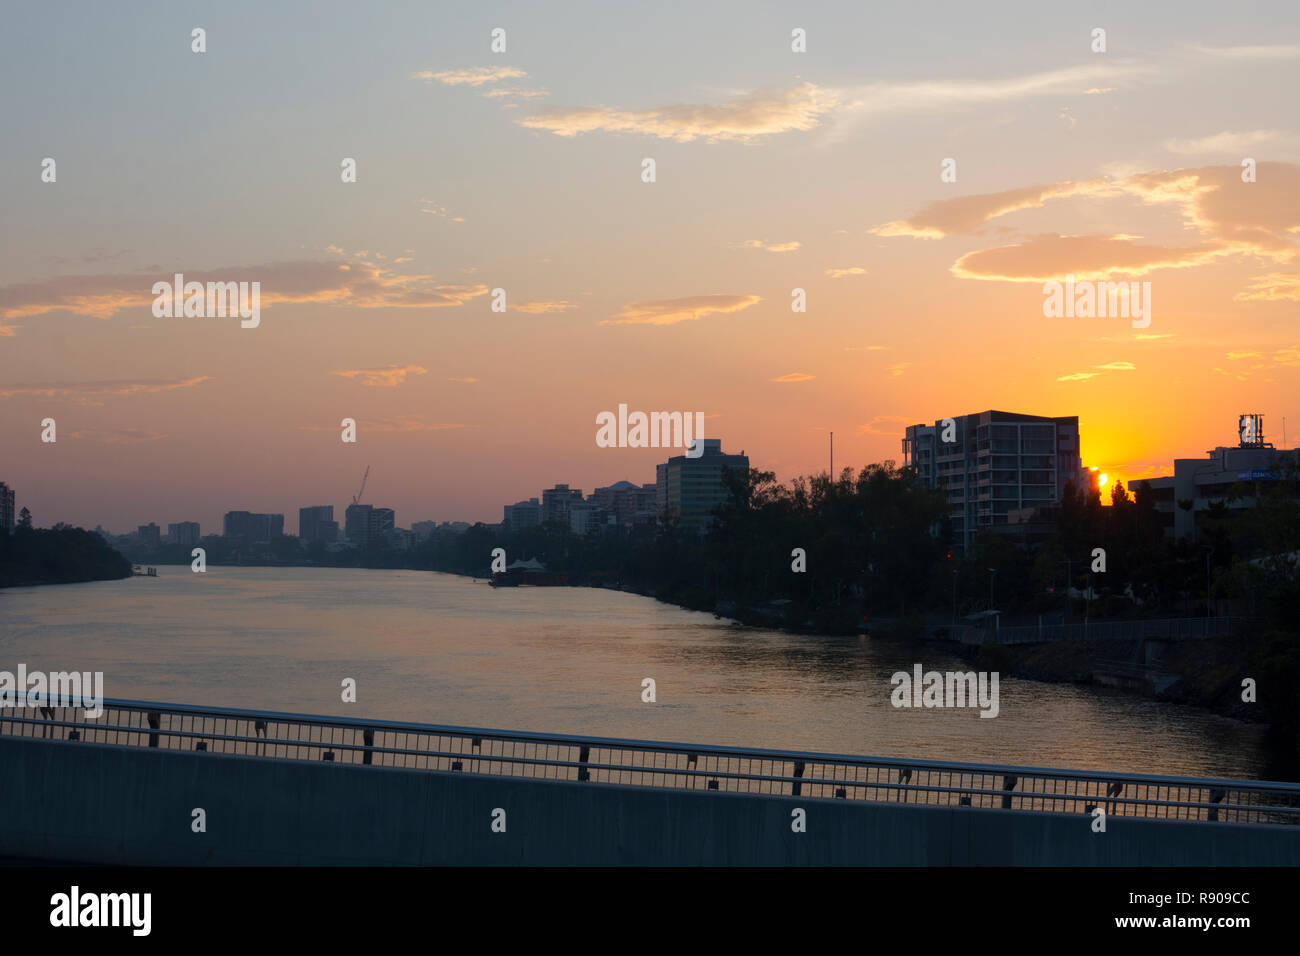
[
  {"left": 411, "top": 66, "right": 526, "bottom": 86},
  {"left": 830, "top": 63, "right": 1153, "bottom": 139},
  {"left": 742, "top": 239, "right": 801, "bottom": 253},
  {"left": 1234, "top": 272, "right": 1300, "bottom": 301},
  {"left": 1165, "top": 129, "right": 1295, "bottom": 155},
  {"left": 514, "top": 300, "right": 578, "bottom": 314},
  {"left": 771, "top": 372, "right": 814, "bottom": 383},
  {"left": 482, "top": 87, "right": 548, "bottom": 100},
  {"left": 67, "top": 428, "right": 168, "bottom": 444},
  {"left": 300, "top": 417, "right": 473, "bottom": 433},
  {"left": 417, "top": 199, "right": 466, "bottom": 222},
  {"left": 331, "top": 364, "right": 428, "bottom": 387},
  {"left": 1192, "top": 44, "right": 1300, "bottom": 60},
  {"left": 1057, "top": 361, "right": 1135, "bottom": 382},
  {"left": 518, "top": 81, "right": 837, "bottom": 143},
  {"left": 0, "top": 376, "right": 211, "bottom": 402},
  {"left": 601, "top": 294, "right": 762, "bottom": 326},
  {"left": 858, "top": 416, "right": 912, "bottom": 436},
  {"left": 0, "top": 260, "right": 490, "bottom": 323},
  {"left": 825, "top": 267, "right": 867, "bottom": 278}
]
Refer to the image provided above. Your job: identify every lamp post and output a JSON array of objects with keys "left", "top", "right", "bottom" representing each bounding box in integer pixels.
[{"left": 988, "top": 567, "right": 997, "bottom": 619}]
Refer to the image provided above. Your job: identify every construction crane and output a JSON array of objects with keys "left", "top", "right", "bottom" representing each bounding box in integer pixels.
[{"left": 351, "top": 465, "right": 370, "bottom": 506}]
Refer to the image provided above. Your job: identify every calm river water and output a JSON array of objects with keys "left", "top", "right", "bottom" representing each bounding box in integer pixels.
[{"left": 0, "top": 566, "right": 1271, "bottom": 779}]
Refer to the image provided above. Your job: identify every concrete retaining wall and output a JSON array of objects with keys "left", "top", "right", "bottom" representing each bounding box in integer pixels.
[{"left": 2, "top": 736, "right": 1296, "bottom": 865}]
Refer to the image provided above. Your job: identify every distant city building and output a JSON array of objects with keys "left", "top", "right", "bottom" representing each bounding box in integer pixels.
[
  {"left": 223, "top": 511, "right": 285, "bottom": 543},
  {"left": 1146, "top": 417, "right": 1300, "bottom": 539},
  {"left": 0, "top": 481, "right": 14, "bottom": 531},
  {"left": 410, "top": 520, "right": 438, "bottom": 540},
  {"left": 568, "top": 500, "right": 611, "bottom": 535},
  {"left": 383, "top": 527, "right": 415, "bottom": 551},
  {"left": 344, "top": 503, "right": 395, "bottom": 549},
  {"left": 167, "top": 521, "right": 201, "bottom": 547},
  {"left": 903, "top": 410, "right": 1085, "bottom": 556},
  {"left": 137, "top": 522, "right": 161, "bottom": 548},
  {"left": 591, "top": 481, "right": 658, "bottom": 529},
  {"left": 502, "top": 498, "right": 541, "bottom": 533},
  {"left": 298, "top": 505, "right": 336, "bottom": 543},
  {"left": 541, "top": 485, "right": 583, "bottom": 526},
  {"left": 657, "top": 439, "right": 749, "bottom": 534}
]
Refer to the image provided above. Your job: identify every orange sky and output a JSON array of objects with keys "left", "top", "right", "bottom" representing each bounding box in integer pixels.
[{"left": 1, "top": 6, "right": 1297, "bottom": 531}]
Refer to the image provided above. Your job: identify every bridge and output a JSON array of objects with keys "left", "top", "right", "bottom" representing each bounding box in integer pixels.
[{"left": 2, "top": 697, "right": 1298, "bottom": 865}]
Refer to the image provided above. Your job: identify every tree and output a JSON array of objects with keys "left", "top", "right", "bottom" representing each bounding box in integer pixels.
[{"left": 16, "top": 507, "right": 32, "bottom": 529}]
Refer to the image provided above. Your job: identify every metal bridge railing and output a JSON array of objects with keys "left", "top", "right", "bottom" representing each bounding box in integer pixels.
[{"left": 2, "top": 697, "right": 1298, "bottom": 827}]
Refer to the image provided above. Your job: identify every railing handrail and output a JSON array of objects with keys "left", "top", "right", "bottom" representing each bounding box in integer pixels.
[{"left": 4, "top": 695, "right": 1298, "bottom": 795}]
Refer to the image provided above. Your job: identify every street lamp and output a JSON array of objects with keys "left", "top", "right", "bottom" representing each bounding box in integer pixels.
[{"left": 988, "top": 568, "right": 997, "bottom": 611}]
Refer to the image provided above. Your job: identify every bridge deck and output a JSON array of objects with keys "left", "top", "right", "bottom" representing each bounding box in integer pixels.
[{"left": 2, "top": 697, "right": 1297, "bottom": 827}]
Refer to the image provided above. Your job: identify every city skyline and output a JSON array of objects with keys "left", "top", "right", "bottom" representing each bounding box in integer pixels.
[{"left": 3, "top": 3, "right": 1299, "bottom": 532}]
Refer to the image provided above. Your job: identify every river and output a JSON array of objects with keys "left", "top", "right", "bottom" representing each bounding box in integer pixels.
[{"left": 0, "top": 566, "right": 1271, "bottom": 779}]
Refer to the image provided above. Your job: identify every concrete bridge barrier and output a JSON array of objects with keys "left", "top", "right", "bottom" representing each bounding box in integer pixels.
[{"left": 2, "top": 699, "right": 1297, "bottom": 866}]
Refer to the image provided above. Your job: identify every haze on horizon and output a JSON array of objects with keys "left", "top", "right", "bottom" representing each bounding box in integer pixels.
[{"left": 2, "top": 1, "right": 1298, "bottom": 534}]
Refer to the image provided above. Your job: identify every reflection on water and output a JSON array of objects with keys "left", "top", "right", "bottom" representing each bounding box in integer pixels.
[{"left": 0, "top": 566, "right": 1272, "bottom": 780}]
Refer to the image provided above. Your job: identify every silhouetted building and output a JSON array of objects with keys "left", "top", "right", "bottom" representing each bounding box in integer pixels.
[
  {"left": 903, "top": 410, "right": 1085, "bottom": 556},
  {"left": 298, "top": 505, "right": 336, "bottom": 543},
  {"left": 591, "top": 481, "right": 658, "bottom": 529},
  {"left": 223, "top": 511, "right": 285, "bottom": 543},
  {"left": 344, "top": 504, "right": 395, "bottom": 549},
  {"left": 167, "top": 521, "right": 200, "bottom": 547},
  {"left": 568, "top": 500, "right": 612, "bottom": 535},
  {"left": 502, "top": 498, "right": 541, "bottom": 533},
  {"left": 0, "top": 482, "right": 14, "bottom": 531},
  {"left": 657, "top": 439, "right": 749, "bottom": 534},
  {"left": 541, "top": 485, "right": 583, "bottom": 526},
  {"left": 1145, "top": 418, "right": 1300, "bottom": 539},
  {"left": 137, "top": 522, "right": 161, "bottom": 548}
]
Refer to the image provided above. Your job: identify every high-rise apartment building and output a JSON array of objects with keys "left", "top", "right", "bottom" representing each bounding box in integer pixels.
[
  {"left": 541, "top": 485, "right": 583, "bottom": 526},
  {"left": 137, "top": 522, "right": 161, "bottom": 548},
  {"left": 298, "top": 505, "right": 336, "bottom": 543},
  {"left": 223, "top": 511, "right": 285, "bottom": 543},
  {"left": 502, "top": 498, "right": 541, "bottom": 533},
  {"left": 167, "top": 521, "right": 201, "bottom": 547},
  {"left": 0, "top": 482, "right": 14, "bottom": 531},
  {"left": 656, "top": 439, "right": 749, "bottom": 534},
  {"left": 903, "top": 410, "right": 1084, "bottom": 555},
  {"left": 344, "top": 504, "right": 395, "bottom": 549}
]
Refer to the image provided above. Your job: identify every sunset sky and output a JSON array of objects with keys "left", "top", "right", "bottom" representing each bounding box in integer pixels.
[{"left": 2, "top": 1, "right": 1299, "bottom": 533}]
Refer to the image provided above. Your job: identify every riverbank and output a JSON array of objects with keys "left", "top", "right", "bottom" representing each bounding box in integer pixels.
[{"left": 0, "top": 527, "right": 133, "bottom": 589}]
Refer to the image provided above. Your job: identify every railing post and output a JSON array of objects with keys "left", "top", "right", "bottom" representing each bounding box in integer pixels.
[{"left": 1002, "top": 775, "right": 1018, "bottom": 809}]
